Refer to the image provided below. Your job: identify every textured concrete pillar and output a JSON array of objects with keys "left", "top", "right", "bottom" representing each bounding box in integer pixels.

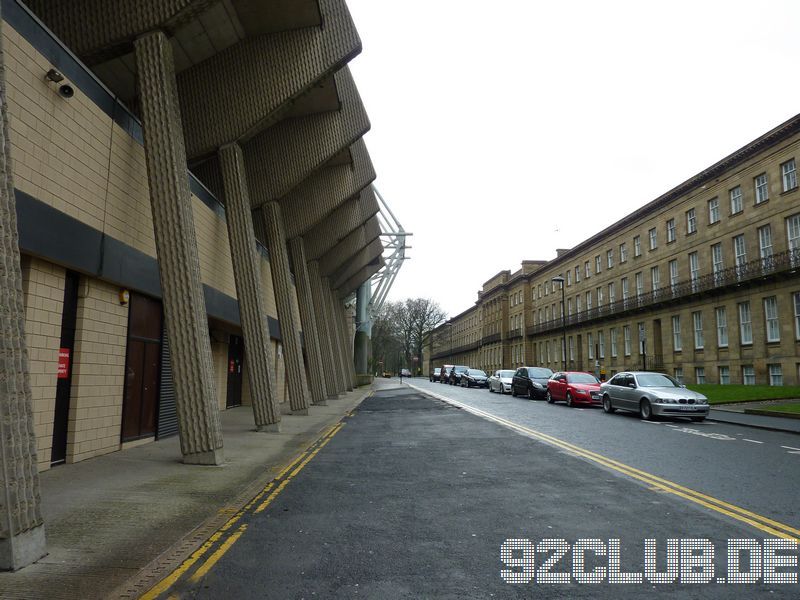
[
  {"left": 354, "top": 280, "right": 371, "bottom": 374},
  {"left": 135, "top": 31, "right": 223, "bottom": 465},
  {"left": 323, "top": 278, "right": 353, "bottom": 391},
  {"left": 0, "top": 20, "right": 47, "bottom": 568},
  {"left": 219, "top": 144, "right": 281, "bottom": 429},
  {"left": 308, "top": 261, "right": 345, "bottom": 394},
  {"left": 289, "top": 238, "right": 331, "bottom": 403},
  {"left": 260, "top": 202, "right": 311, "bottom": 414}
]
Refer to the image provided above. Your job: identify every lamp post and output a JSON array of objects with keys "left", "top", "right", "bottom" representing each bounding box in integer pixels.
[{"left": 551, "top": 276, "right": 566, "bottom": 370}]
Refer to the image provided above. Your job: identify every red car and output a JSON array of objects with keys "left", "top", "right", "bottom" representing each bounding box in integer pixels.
[{"left": 546, "top": 372, "right": 602, "bottom": 407}]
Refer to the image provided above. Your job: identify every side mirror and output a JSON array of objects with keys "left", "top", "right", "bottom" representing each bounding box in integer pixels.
[
  {"left": 680, "top": 384, "right": 687, "bottom": 388},
  {"left": 628, "top": 383, "right": 636, "bottom": 389}
]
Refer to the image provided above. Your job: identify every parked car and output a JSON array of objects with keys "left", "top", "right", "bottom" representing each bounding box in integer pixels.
[
  {"left": 460, "top": 369, "right": 488, "bottom": 388},
  {"left": 600, "top": 371, "right": 709, "bottom": 421},
  {"left": 448, "top": 365, "right": 469, "bottom": 385},
  {"left": 488, "top": 370, "right": 515, "bottom": 394},
  {"left": 400, "top": 368, "right": 411, "bottom": 377},
  {"left": 546, "top": 372, "right": 602, "bottom": 407},
  {"left": 440, "top": 365, "right": 454, "bottom": 383},
  {"left": 511, "top": 366, "right": 554, "bottom": 399},
  {"left": 430, "top": 367, "right": 442, "bottom": 382}
]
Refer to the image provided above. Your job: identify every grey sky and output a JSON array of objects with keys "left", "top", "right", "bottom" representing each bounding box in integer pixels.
[{"left": 346, "top": 0, "right": 800, "bottom": 317}]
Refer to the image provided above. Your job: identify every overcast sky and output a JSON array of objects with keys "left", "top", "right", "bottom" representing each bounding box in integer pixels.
[{"left": 346, "top": 0, "right": 800, "bottom": 318}]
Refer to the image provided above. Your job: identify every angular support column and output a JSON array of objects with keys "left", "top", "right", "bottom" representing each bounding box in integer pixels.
[
  {"left": 260, "top": 202, "right": 311, "bottom": 414},
  {"left": 0, "top": 22, "right": 46, "bottom": 568},
  {"left": 289, "top": 238, "right": 331, "bottom": 403},
  {"left": 135, "top": 31, "right": 223, "bottom": 465},
  {"left": 308, "top": 260, "right": 346, "bottom": 394},
  {"left": 323, "top": 278, "right": 353, "bottom": 391},
  {"left": 354, "top": 280, "right": 371, "bottom": 375},
  {"left": 219, "top": 144, "right": 281, "bottom": 429}
]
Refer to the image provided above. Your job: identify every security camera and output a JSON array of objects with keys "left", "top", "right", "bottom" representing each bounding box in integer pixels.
[
  {"left": 58, "top": 84, "right": 74, "bottom": 99},
  {"left": 45, "top": 68, "right": 64, "bottom": 83}
]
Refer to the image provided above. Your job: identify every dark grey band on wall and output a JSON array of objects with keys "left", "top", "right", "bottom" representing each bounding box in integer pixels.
[{"left": 15, "top": 190, "right": 286, "bottom": 340}]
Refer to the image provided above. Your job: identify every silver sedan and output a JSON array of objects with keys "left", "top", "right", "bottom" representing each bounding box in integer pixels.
[
  {"left": 488, "top": 370, "right": 515, "bottom": 394},
  {"left": 600, "top": 371, "right": 709, "bottom": 422}
]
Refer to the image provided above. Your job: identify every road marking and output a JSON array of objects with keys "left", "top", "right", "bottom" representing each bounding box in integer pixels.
[
  {"left": 138, "top": 417, "right": 348, "bottom": 599},
  {"left": 742, "top": 439, "right": 764, "bottom": 444},
  {"left": 641, "top": 420, "right": 661, "bottom": 424},
  {"left": 781, "top": 445, "right": 800, "bottom": 451},
  {"left": 411, "top": 384, "right": 800, "bottom": 541}
]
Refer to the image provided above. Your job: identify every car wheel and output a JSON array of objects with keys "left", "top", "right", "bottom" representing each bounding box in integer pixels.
[
  {"left": 640, "top": 399, "right": 655, "bottom": 421},
  {"left": 528, "top": 387, "right": 536, "bottom": 400},
  {"left": 566, "top": 392, "right": 573, "bottom": 407},
  {"left": 603, "top": 395, "right": 615, "bottom": 414},
  {"left": 690, "top": 416, "right": 706, "bottom": 423},
  {"left": 511, "top": 386, "right": 517, "bottom": 397},
  {"left": 546, "top": 390, "right": 554, "bottom": 404}
]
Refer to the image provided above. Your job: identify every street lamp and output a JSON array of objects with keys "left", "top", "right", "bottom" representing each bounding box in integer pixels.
[{"left": 551, "top": 276, "right": 566, "bottom": 370}]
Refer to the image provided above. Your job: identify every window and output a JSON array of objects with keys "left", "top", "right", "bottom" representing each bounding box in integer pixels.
[
  {"left": 758, "top": 225, "right": 773, "bottom": 260},
  {"left": 719, "top": 366, "right": 730, "bottom": 385},
  {"left": 707, "top": 197, "right": 720, "bottom": 225},
  {"left": 729, "top": 186, "right": 743, "bottom": 214},
  {"left": 754, "top": 173, "right": 769, "bottom": 204},
  {"left": 576, "top": 295, "right": 582, "bottom": 312},
  {"left": 794, "top": 292, "right": 800, "bottom": 340},
  {"left": 764, "top": 296, "right": 780, "bottom": 342},
  {"left": 567, "top": 298, "right": 573, "bottom": 316},
  {"left": 587, "top": 332, "right": 594, "bottom": 359},
  {"left": 546, "top": 341, "right": 551, "bottom": 363},
  {"left": 610, "top": 327, "right": 618, "bottom": 357},
  {"left": 648, "top": 227, "right": 657, "bottom": 250},
  {"left": 674, "top": 368, "right": 684, "bottom": 384},
  {"left": 568, "top": 336, "right": 575, "bottom": 361},
  {"left": 635, "top": 272, "right": 643, "bottom": 297},
  {"left": 585, "top": 261, "right": 591, "bottom": 278},
  {"left": 669, "top": 259, "right": 678, "bottom": 292},
  {"left": 608, "top": 282, "right": 616, "bottom": 305},
  {"left": 715, "top": 307, "right": 728, "bottom": 348},
  {"left": 742, "top": 365, "right": 755, "bottom": 385},
  {"left": 671, "top": 315, "right": 682, "bottom": 351},
  {"left": 537, "top": 284, "right": 542, "bottom": 299},
  {"left": 666, "top": 218, "right": 676, "bottom": 243},
  {"left": 566, "top": 270, "right": 572, "bottom": 286},
  {"left": 686, "top": 208, "right": 697, "bottom": 234},
  {"left": 585, "top": 291, "right": 592, "bottom": 310},
  {"left": 598, "top": 331, "right": 605, "bottom": 358},
  {"left": 633, "top": 235, "right": 641, "bottom": 257},
  {"left": 711, "top": 243, "right": 723, "bottom": 283},
  {"left": 607, "top": 249, "right": 614, "bottom": 269},
  {"left": 575, "top": 266, "right": 580, "bottom": 283},
  {"left": 769, "top": 364, "right": 783, "bottom": 386},
  {"left": 693, "top": 311, "right": 704, "bottom": 349},
  {"left": 650, "top": 266, "right": 660, "bottom": 292},
  {"left": 781, "top": 159, "right": 797, "bottom": 192},
  {"left": 787, "top": 214, "right": 800, "bottom": 254},
  {"left": 689, "top": 252, "right": 699, "bottom": 290},
  {"left": 619, "top": 242, "right": 627, "bottom": 263},
  {"left": 596, "top": 287, "right": 603, "bottom": 307},
  {"left": 595, "top": 255, "right": 601, "bottom": 274},
  {"left": 623, "top": 325, "right": 631, "bottom": 356},
  {"left": 621, "top": 277, "right": 629, "bottom": 302},
  {"left": 695, "top": 367, "right": 705, "bottom": 384},
  {"left": 733, "top": 234, "right": 747, "bottom": 270},
  {"left": 738, "top": 301, "right": 752, "bottom": 345},
  {"left": 545, "top": 306, "right": 550, "bottom": 321}
]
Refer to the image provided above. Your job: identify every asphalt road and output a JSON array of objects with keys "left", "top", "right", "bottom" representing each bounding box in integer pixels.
[
  {"left": 166, "top": 383, "right": 800, "bottom": 599},
  {"left": 412, "top": 379, "right": 800, "bottom": 528}
]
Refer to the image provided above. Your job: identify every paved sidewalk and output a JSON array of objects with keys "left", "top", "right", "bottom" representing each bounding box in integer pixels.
[
  {"left": 0, "top": 388, "right": 370, "bottom": 600},
  {"left": 708, "top": 407, "right": 800, "bottom": 434}
]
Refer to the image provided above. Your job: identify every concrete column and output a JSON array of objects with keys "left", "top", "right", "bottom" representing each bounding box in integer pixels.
[
  {"left": 308, "top": 261, "right": 345, "bottom": 394},
  {"left": 260, "top": 202, "right": 310, "bottom": 414},
  {"left": 323, "top": 278, "right": 353, "bottom": 391},
  {"left": 289, "top": 238, "right": 331, "bottom": 403},
  {"left": 0, "top": 19, "right": 46, "bottom": 568},
  {"left": 354, "top": 280, "right": 371, "bottom": 375},
  {"left": 134, "top": 31, "right": 223, "bottom": 465},
  {"left": 218, "top": 144, "right": 281, "bottom": 430}
]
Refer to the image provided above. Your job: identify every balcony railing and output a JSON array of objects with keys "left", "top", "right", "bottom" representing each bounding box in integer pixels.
[
  {"left": 506, "top": 328, "right": 523, "bottom": 340},
  {"left": 482, "top": 332, "right": 501, "bottom": 345},
  {"left": 529, "top": 248, "right": 800, "bottom": 336},
  {"left": 431, "top": 340, "right": 481, "bottom": 361}
]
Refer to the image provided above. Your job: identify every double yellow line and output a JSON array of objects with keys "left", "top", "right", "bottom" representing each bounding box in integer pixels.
[
  {"left": 140, "top": 421, "right": 347, "bottom": 600},
  {"left": 415, "top": 386, "right": 800, "bottom": 541}
]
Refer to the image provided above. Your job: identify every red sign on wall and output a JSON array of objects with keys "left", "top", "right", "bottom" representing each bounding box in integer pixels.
[{"left": 57, "top": 348, "right": 70, "bottom": 379}]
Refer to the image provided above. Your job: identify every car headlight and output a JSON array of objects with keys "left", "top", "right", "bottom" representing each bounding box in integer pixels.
[
  {"left": 574, "top": 389, "right": 587, "bottom": 395},
  {"left": 533, "top": 382, "right": 543, "bottom": 389},
  {"left": 658, "top": 397, "right": 675, "bottom": 404},
  {"left": 696, "top": 398, "right": 708, "bottom": 405}
]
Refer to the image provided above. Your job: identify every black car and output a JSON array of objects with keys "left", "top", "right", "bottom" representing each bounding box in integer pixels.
[
  {"left": 448, "top": 365, "right": 469, "bottom": 385},
  {"left": 440, "top": 365, "right": 454, "bottom": 383},
  {"left": 430, "top": 367, "right": 442, "bottom": 382},
  {"left": 460, "top": 369, "right": 488, "bottom": 388},
  {"left": 511, "top": 366, "right": 554, "bottom": 399}
]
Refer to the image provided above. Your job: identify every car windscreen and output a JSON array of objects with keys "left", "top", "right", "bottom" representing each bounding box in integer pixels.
[
  {"left": 528, "top": 368, "right": 553, "bottom": 378},
  {"left": 636, "top": 373, "right": 680, "bottom": 387},
  {"left": 498, "top": 370, "right": 515, "bottom": 378},
  {"left": 567, "top": 373, "right": 599, "bottom": 384},
  {"left": 454, "top": 366, "right": 469, "bottom": 373},
  {"left": 468, "top": 369, "right": 486, "bottom": 377}
]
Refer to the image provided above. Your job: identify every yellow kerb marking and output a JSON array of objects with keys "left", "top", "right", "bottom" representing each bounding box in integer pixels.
[{"left": 189, "top": 524, "right": 248, "bottom": 583}]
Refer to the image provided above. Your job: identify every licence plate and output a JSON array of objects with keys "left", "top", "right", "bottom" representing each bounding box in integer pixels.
[{"left": 678, "top": 406, "right": 696, "bottom": 411}]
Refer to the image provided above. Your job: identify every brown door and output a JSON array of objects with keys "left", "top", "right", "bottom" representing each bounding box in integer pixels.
[
  {"left": 121, "top": 294, "right": 162, "bottom": 442},
  {"left": 226, "top": 335, "right": 244, "bottom": 408}
]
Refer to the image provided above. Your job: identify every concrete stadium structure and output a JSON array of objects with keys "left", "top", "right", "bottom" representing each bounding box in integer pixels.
[
  {"left": 427, "top": 113, "right": 800, "bottom": 390},
  {"left": 0, "top": 0, "right": 385, "bottom": 569}
]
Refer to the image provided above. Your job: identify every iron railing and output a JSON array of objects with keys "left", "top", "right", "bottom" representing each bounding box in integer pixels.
[
  {"left": 506, "top": 328, "right": 523, "bottom": 340},
  {"left": 482, "top": 332, "right": 501, "bottom": 345}
]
